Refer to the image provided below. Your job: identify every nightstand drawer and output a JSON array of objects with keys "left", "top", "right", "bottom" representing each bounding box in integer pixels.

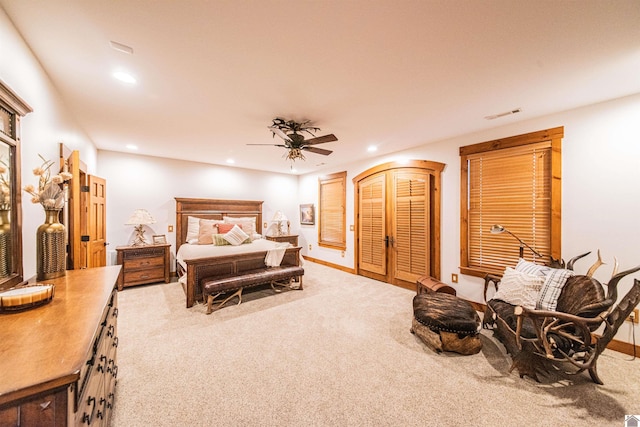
[
  {"left": 124, "top": 268, "right": 165, "bottom": 284},
  {"left": 123, "top": 256, "right": 164, "bottom": 270},
  {"left": 116, "top": 244, "right": 171, "bottom": 291}
]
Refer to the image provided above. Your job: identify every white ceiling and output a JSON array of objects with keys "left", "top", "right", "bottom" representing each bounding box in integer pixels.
[{"left": 2, "top": 1, "right": 639, "bottom": 175}]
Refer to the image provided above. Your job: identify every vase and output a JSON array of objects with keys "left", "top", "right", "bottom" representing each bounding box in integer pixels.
[
  {"left": 37, "top": 209, "right": 66, "bottom": 280},
  {"left": 0, "top": 209, "right": 10, "bottom": 278}
]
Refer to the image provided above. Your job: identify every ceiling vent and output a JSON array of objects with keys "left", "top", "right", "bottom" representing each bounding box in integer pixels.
[
  {"left": 485, "top": 108, "right": 522, "bottom": 120},
  {"left": 110, "top": 40, "right": 134, "bottom": 55}
]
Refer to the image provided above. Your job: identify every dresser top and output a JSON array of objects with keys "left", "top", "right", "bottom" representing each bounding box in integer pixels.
[{"left": 0, "top": 266, "right": 121, "bottom": 406}]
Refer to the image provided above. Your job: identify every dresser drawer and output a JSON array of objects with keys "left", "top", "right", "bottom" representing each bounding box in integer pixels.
[
  {"left": 123, "top": 268, "right": 165, "bottom": 284},
  {"left": 123, "top": 256, "right": 164, "bottom": 270}
]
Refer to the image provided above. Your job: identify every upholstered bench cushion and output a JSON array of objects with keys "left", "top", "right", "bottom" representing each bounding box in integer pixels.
[
  {"left": 202, "top": 266, "right": 304, "bottom": 295},
  {"left": 413, "top": 292, "right": 481, "bottom": 336}
]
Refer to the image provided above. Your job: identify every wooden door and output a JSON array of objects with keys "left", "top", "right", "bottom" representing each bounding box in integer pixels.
[
  {"left": 354, "top": 160, "right": 444, "bottom": 290},
  {"left": 390, "top": 170, "right": 430, "bottom": 285},
  {"left": 358, "top": 172, "right": 386, "bottom": 279},
  {"left": 65, "top": 149, "right": 87, "bottom": 269},
  {"left": 87, "top": 175, "right": 107, "bottom": 267}
]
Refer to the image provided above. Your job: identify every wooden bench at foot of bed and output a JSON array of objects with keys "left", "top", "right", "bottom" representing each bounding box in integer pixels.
[
  {"left": 203, "top": 265, "right": 304, "bottom": 314},
  {"left": 183, "top": 246, "right": 302, "bottom": 308}
]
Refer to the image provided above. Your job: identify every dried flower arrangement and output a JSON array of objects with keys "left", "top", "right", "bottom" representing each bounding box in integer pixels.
[{"left": 23, "top": 154, "right": 72, "bottom": 210}]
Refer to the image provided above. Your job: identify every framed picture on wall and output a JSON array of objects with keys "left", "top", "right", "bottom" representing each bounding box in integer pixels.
[{"left": 300, "top": 204, "right": 315, "bottom": 225}]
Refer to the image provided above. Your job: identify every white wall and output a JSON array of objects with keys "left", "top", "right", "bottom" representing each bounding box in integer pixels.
[
  {"left": 299, "top": 93, "right": 640, "bottom": 344},
  {"left": 97, "top": 150, "right": 298, "bottom": 268},
  {"left": 0, "top": 8, "right": 98, "bottom": 279}
]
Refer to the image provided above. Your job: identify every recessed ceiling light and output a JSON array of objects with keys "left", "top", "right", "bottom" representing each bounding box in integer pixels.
[
  {"left": 125, "top": 144, "right": 138, "bottom": 150},
  {"left": 367, "top": 146, "right": 378, "bottom": 153},
  {"left": 113, "top": 71, "right": 137, "bottom": 84},
  {"left": 226, "top": 159, "right": 235, "bottom": 164}
]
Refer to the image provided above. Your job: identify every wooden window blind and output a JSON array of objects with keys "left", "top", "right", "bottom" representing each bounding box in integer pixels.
[
  {"left": 318, "top": 171, "right": 346, "bottom": 250},
  {"left": 460, "top": 127, "right": 563, "bottom": 277}
]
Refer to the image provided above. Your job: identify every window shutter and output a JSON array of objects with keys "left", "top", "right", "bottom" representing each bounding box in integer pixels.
[{"left": 319, "top": 171, "right": 346, "bottom": 250}]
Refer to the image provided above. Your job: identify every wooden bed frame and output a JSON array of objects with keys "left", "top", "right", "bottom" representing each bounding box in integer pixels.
[{"left": 175, "top": 198, "right": 302, "bottom": 308}]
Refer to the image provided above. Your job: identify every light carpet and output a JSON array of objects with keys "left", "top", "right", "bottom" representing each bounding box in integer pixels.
[{"left": 111, "top": 261, "right": 640, "bottom": 426}]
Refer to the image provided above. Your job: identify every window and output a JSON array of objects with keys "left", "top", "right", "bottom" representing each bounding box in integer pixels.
[
  {"left": 460, "top": 127, "right": 563, "bottom": 277},
  {"left": 318, "top": 171, "right": 346, "bottom": 250}
]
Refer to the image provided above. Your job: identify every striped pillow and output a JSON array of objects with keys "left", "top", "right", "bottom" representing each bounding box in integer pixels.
[
  {"left": 536, "top": 268, "right": 575, "bottom": 311},
  {"left": 223, "top": 224, "right": 250, "bottom": 246},
  {"left": 515, "top": 258, "right": 550, "bottom": 276}
]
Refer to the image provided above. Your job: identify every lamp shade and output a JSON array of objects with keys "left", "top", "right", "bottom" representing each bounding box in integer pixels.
[
  {"left": 125, "top": 209, "right": 156, "bottom": 225},
  {"left": 271, "top": 211, "right": 288, "bottom": 222}
]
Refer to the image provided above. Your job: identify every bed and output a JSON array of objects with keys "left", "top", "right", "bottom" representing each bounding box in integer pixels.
[{"left": 175, "top": 198, "right": 302, "bottom": 308}]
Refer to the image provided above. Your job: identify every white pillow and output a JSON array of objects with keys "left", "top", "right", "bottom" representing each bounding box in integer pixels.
[
  {"left": 515, "top": 258, "right": 550, "bottom": 276},
  {"left": 223, "top": 224, "right": 250, "bottom": 246},
  {"left": 536, "top": 268, "right": 575, "bottom": 311},
  {"left": 186, "top": 216, "right": 200, "bottom": 243},
  {"left": 494, "top": 267, "right": 545, "bottom": 309}
]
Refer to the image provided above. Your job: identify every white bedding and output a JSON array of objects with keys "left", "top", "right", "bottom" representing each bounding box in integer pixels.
[{"left": 176, "top": 238, "right": 283, "bottom": 271}]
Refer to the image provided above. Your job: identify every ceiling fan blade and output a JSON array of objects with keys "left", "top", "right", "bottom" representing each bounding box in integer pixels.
[
  {"left": 304, "top": 134, "right": 338, "bottom": 145},
  {"left": 302, "top": 146, "right": 333, "bottom": 156},
  {"left": 246, "top": 143, "right": 288, "bottom": 147},
  {"left": 269, "top": 127, "right": 289, "bottom": 141}
]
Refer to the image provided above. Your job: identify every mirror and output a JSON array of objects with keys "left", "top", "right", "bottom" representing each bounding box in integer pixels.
[
  {"left": 0, "top": 79, "right": 31, "bottom": 290},
  {"left": 0, "top": 140, "right": 12, "bottom": 279}
]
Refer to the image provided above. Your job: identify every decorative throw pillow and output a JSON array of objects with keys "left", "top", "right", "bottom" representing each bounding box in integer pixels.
[
  {"left": 515, "top": 258, "right": 550, "bottom": 277},
  {"left": 224, "top": 217, "right": 257, "bottom": 236},
  {"left": 223, "top": 224, "right": 251, "bottom": 246},
  {"left": 212, "top": 234, "right": 231, "bottom": 246},
  {"left": 536, "top": 268, "right": 575, "bottom": 311},
  {"left": 186, "top": 216, "right": 201, "bottom": 243},
  {"left": 197, "top": 219, "right": 223, "bottom": 245},
  {"left": 217, "top": 223, "right": 235, "bottom": 234},
  {"left": 493, "top": 267, "right": 545, "bottom": 309}
]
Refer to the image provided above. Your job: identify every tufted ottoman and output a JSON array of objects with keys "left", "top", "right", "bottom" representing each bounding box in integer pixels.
[{"left": 411, "top": 292, "right": 482, "bottom": 355}]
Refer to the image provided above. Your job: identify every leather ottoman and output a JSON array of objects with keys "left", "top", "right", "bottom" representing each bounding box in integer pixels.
[{"left": 411, "top": 292, "right": 482, "bottom": 355}]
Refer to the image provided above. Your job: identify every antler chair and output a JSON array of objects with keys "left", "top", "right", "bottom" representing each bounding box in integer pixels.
[{"left": 484, "top": 251, "right": 640, "bottom": 384}]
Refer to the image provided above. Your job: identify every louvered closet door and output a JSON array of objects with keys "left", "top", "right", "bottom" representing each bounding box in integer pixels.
[
  {"left": 390, "top": 170, "right": 430, "bottom": 284},
  {"left": 358, "top": 173, "right": 386, "bottom": 276}
]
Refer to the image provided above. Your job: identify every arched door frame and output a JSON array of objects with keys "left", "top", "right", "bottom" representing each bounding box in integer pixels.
[{"left": 352, "top": 159, "right": 445, "bottom": 284}]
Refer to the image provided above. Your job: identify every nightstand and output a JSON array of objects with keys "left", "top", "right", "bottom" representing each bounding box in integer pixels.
[
  {"left": 116, "top": 243, "right": 170, "bottom": 291},
  {"left": 265, "top": 234, "right": 299, "bottom": 246}
]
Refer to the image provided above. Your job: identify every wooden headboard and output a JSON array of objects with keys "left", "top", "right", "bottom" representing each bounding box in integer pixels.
[{"left": 175, "top": 198, "right": 264, "bottom": 248}]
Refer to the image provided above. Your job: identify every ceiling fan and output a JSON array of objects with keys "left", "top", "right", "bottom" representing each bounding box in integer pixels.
[{"left": 247, "top": 118, "right": 338, "bottom": 162}]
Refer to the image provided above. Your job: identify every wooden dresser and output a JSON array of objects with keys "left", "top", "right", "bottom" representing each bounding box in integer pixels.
[
  {"left": 116, "top": 243, "right": 170, "bottom": 291},
  {"left": 265, "top": 234, "right": 299, "bottom": 246},
  {"left": 0, "top": 266, "right": 121, "bottom": 427}
]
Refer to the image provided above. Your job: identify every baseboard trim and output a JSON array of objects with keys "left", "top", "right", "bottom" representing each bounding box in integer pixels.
[{"left": 303, "top": 256, "right": 355, "bottom": 274}]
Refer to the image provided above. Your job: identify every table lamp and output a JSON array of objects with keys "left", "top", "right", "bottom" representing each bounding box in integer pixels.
[
  {"left": 125, "top": 209, "right": 156, "bottom": 246},
  {"left": 490, "top": 224, "right": 543, "bottom": 258},
  {"left": 271, "top": 211, "right": 288, "bottom": 236}
]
